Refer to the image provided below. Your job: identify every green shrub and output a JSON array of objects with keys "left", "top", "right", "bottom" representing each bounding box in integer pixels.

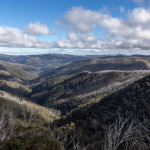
[{"left": 3, "top": 125, "right": 62, "bottom": 150}]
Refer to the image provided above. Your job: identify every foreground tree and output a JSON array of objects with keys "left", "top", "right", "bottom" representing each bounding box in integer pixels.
[{"left": 103, "top": 113, "right": 150, "bottom": 150}]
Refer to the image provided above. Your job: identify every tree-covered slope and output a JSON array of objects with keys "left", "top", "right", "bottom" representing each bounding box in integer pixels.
[
  {"left": 57, "top": 73, "right": 150, "bottom": 150},
  {"left": 0, "top": 91, "right": 61, "bottom": 150},
  {"left": 0, "top": 61, "right": 37, "bottom": 82},
  {"left": 29, "top": 70, "right": 150, "bottom": 115},
  {"left": 0, "top": 61, "right": 37, "bottom": 96}
]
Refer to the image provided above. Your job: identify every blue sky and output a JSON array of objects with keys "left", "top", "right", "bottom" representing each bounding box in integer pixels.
[{"left": 0, "top": 0, "right": 150, "bottom": 55}]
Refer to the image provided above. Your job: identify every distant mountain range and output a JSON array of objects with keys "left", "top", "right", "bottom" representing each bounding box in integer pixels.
[
  {"left": 0, "top": 54, "right": 100, "bottom": 74},
  {"left": 33, "top": 56, "right": 150, "bottom": 83},
  {"left": 0, "top": 53, "right": 149, "bottom": 75}
]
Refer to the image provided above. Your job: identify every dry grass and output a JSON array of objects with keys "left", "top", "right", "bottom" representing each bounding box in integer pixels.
[{"left": 0, "top": 91, "right": 59, "bottom": 123}]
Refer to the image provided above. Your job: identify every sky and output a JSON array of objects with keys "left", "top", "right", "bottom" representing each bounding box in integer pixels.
[{"left": 0, "top": 0, "right": 150, "bottom": 55}]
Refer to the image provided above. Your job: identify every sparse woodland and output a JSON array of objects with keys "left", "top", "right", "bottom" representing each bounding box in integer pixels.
[{"left": 0, "top": 56, "right": 150, "bottom": 149}]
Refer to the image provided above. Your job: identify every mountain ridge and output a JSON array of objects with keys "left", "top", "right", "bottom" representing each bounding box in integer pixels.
[{"left": 33, "top": 57, "right": 150, "bottom": 83}]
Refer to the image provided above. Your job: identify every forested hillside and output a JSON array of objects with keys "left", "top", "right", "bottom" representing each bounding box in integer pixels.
[
  {"left": 1, "top": 0, "right": 150, "bottom": 149},
  {"left": 56, "top": 73, "right": 150, "bottom": 149},
  {"left": 0, "top": 61, "right": 37, "bottom": 96},
  {"left": 30, "top": 70, "right": 150, "bottom": 115},
  {"left": 0, "top": 55, "right": 150, "bottom": 150}
]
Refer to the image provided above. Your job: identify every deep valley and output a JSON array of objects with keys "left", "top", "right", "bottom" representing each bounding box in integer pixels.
[{"left": 0, "top": 54, "right": 150, "bottom": 149}]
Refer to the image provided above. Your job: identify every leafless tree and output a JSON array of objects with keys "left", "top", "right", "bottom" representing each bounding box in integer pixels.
[
  {"left": 0, "top": 108, "right": 15, "bottom": 142},
  {"left": 49, "top": 122, "right": 83, "bottom": 150},
  {"left": 21, "top": 104, "right": 37, "bottom": 126},
  {"left": 136, "top": 114, "right": 150, "bottom": 149},
  {"left": 103, "top": 114, "right": 142, "bottom": 150}
]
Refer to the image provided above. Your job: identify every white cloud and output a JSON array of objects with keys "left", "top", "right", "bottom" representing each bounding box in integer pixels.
[
  {"left": 56, "top": 7, "right": 124, "bottom": 34},
  {"left": 68, "top": 32, "right": 96, "bottom": 42},
  {"left": 0, "top": 26, "right": 52, "bottom": 48},
  {"left": 25, "top": 22, "right": 50, "bottom": 35},
  {"left": 55, "top": 7, "right": 150, "bottom": 51},
  {"left": 56, "top": 32, "right": 96, "bottom": 49},
  {"left": 1, "top": 7, "right": 150, "bottom": 53},
  {"left": 56, "top": 7, "right": 102, "bottom": 33},
  {"left": 128, "top": 8, "right": 150, "bottom": 27}
]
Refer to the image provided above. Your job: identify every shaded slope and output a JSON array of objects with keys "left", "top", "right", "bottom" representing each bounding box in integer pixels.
[
  {"left": 30, "top": 70, "right": 150, "bottom": 115},
  {"left": 57, "top": 73, "right": 150, "bottom": 149}
]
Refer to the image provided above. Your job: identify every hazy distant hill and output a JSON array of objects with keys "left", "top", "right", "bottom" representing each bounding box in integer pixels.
[
  {"left": 0, "top": 61, "right": 37, "bottom": 96},
  {"left": 0, "top": 54, "right": 100, "bottom": 74},
  {"left": 0, "top": 54, "right": 149, "bottom": 75},
  {"left": 33, "top": 57, "right": 150, "bottom": 83},
  {"left": 0, "top": 61, "right": 37, "bottom": 82}
]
